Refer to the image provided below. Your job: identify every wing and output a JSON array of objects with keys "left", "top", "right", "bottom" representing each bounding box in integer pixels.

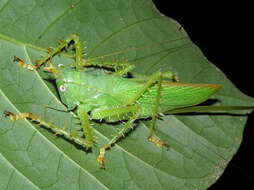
[{"left": 130, "top": 81, "right": 222, "bottom": 115}]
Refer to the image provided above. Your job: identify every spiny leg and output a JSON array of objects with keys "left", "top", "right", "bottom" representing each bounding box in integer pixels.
[
  {"left": 92, "top": 105, "right": 140, "bottom": 169},
  {"left": 124, "top": 71, "right": 169, "bottom": 148},
  {"left": 13, "top": 56, "right": 38, "bottom": 70},
  {"left": 36, "top": 34, "right": 84, "bottom": 71},
  {"left": 77, "top": 106, "right": 95, "bottom": 148},
  {"left": 148, "top": 72, "right": 162, "bottom": 140},
  {"left": 132, "top": 71, "right": 179, "bottom": 82},
  {"left": 13, "top": 34, "right": 134, "bottom": 75},
  {"left": 13, "top": 34, "right": 84, "bottom": 75},
  {"left": 124, "top": 71, "right": 163, "bottom": 105},
  {"left": 13, "top": 56, "right": 60, "bottom": 78},
  {"left": 91, "top": 105, "right": 139, "bottom": 120},
  {"left": 38, "top": 34, "right": 135, "bottom": 75},
  {"left": 112, "top": 62, "right": 135, "bottom": 76},
  {"left": 82, "top": 61, "right": 177, "bottom": 79},
  {"left": 147, "top": 73, "right": 169, "bottom": 149},
  {"left": 82, "top": 60, "right": 135, "bottom": 76},
  {"left": 81, "top": 49, "right": 178, "bottom": 78},
  {"left": 4, "top": 111, "right": 91, "bottom": 149}
]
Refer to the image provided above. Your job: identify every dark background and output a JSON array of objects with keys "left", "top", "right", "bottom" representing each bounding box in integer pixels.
[{"left": 153, "top": 1, "right": 254, "bottom": 189}]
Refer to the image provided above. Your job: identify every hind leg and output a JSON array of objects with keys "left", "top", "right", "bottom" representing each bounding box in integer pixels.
[{"left": 123, "top": 71, "right": 169, "bottom": 148}]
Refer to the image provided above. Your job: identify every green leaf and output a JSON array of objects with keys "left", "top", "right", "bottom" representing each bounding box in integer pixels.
[{"left": 0, "top": 0, "right": 253, "bottom": 189}]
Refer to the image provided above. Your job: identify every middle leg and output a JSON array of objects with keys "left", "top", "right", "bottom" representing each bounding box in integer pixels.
[{"left": 92, "top": 105, "right": 140, "bottom": 169}]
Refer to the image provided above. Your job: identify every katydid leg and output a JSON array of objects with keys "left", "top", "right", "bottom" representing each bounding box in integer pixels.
[
  {"left": 92, "top": 105, "right": 139, "bottom": 168},
  {"left": 36, "top": 34, "right": 84, "bottom": 71},
  {"left": 77, "top": 106, "right": 95, "bottom": 148},
  {"left": 3, "top": 111, "right": 92, "bottom": 148},
  {"left": 82, "top": 60, "right": 135, "bottom": 76},
  {"left": 147, "top": 71, "right": 162, "bottom": 142},
  {"left": 14, "top": 34, "right": 84, "bottom": 73},
  {"left": 96, "top": 111, "right": 139, "bottom": 169},
  {"left": 124, "top": 71, "right": 169, "bottom": 148}
]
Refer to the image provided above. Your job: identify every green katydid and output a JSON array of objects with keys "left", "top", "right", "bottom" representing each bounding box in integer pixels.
[{"left": 4, "top": 34, "right": 254, "bottom": 169}]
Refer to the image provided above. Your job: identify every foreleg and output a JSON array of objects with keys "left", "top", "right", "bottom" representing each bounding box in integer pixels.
[
  {"left": 4, "top": 111, "right": 91, "bottom": 149},
  {"left": 36, "top": 34, "right": 84, "bottom": 71},
  {"left": 14, "top": 34, "right": 85, "bottom": 76},
  {"left": 77, "top": 106, "right": 95, "bottom": 148}
]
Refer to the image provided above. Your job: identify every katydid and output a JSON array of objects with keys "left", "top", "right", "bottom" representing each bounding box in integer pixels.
[{"left": 4, "top": 34, "right": 254, "bottom": 169}]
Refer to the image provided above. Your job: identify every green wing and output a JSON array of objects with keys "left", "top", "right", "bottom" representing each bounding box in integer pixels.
[{"left": 136, "top": 82, "right": 222, "bottom": 114}]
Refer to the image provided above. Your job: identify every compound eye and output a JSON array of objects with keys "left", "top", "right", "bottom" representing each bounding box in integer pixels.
[
  {"left": 59, "top": 84, "right": 67, "bottom": 92},
  {"left": 58, "top": 64, "right": 64, "bottom": 68}
]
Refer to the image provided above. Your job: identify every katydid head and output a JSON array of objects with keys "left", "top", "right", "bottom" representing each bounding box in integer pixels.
[
  {"left": 56, "top": 80, "right": 71, "bottom": 108},
  {"left": 55, "top": 68, "right": 79, "bottom": 110}
]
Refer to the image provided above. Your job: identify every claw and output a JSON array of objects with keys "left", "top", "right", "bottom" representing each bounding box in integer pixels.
[
  {"left": 13, "top": 56, "right": 38, "bottom": 70},
  {"left": 96, "top": 146, "right": 107, "bottom": 169},
  {"left": 173, "top": 74, "right": 179, "bottom": 82},
  {"left": 4, "top": 111, "right": 15, "bottom": 119},
  {"left": 148, "top": 136, "right": 169, "bottom": 150},
  {"left": 97, "top": 156, "right": 106, "bottom": 169},
  {"left": 4, "top": 111, "right": 39, "bottom": 122}
]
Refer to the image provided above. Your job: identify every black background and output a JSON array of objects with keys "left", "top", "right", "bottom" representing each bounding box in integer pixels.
[{"left": 153, "top": 1, "right": 254, "bottom": 189}]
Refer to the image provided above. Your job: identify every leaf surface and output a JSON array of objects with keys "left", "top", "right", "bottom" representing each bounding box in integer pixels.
[{"left": 0, "top": 0, "right": 253, "bottom": 189}]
